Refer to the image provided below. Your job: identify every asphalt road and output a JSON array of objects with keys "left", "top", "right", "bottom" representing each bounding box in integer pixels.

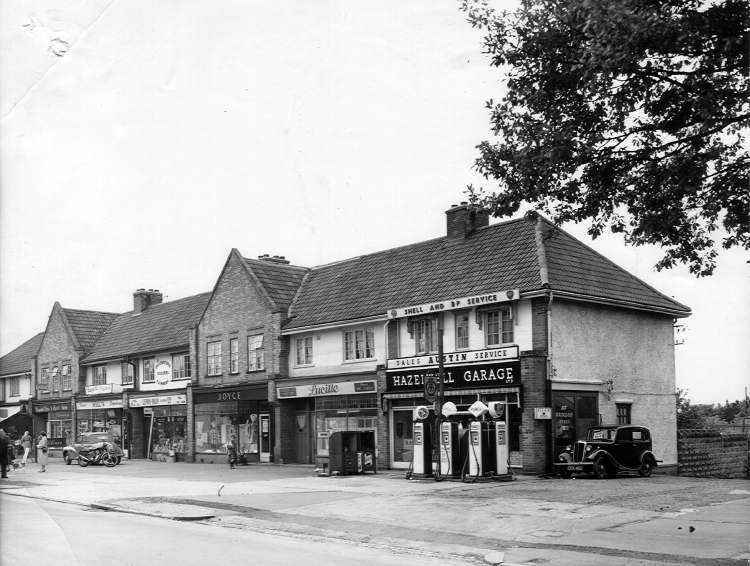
[{"left": 0, "top": 494, "right": 478, "bottom": 566}]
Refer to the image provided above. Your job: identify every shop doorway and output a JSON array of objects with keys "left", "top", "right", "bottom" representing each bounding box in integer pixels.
[
  {"left": 295, "top": 411, "right": 312, "bottom": 464},
  {"left": 259, "top": 413, "right": 271, "bottom": 462},
  {"left": 552, "top": 391, "right": 599, "bottom": 458},
  {"left": 391, "top": 408, "right": 414, "bottom": 469}
]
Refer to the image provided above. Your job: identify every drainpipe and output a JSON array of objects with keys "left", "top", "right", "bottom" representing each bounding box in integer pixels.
[{"left": 546, "top": 290, "right": 554, "bottom": 474}]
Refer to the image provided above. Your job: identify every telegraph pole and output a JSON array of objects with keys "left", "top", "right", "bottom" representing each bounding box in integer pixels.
[{"left": 435, "top": 312, "right": 445, "bottom": 477}]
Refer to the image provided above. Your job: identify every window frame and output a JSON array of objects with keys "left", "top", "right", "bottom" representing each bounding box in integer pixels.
[
  {"left": 454, "top": 311, "right": 470, "bottom": 350},
  {"left": 616, "top": 403, "right": 632, "bottom": 425},
  {"left": 93, "top": 365, "right": 107, "bottom": 386},
  {"left": 10, "top": 377, "right": 20, "bottom": 396},
  {"left": 412, "top": 317, "right": 438, "bottom": 355},
  {"left": 172, "top": 353, "right": 191, "bottom": 380},
  {"left": 247, "top": 334, "right": 265, "bottom": 372},
  {"left": 343, "top": 328, "right": 375, "bottom": 362},
  {"left": 295, "top": 336, "right": 313, "bottom": 366},
  {"left": 229, "top": 337, "right": 239, "bottom": 374},
  {"left": 207, "top": 341, "right": 222, "bottom": 376},
  {"left": 61, "top": 364, "right": 72, "bottom": 391},
  {"left": 142, "top": 358, "right": 155, "bottom": 383},
  {"left": 121, "top": 361, "right": 135, "bottom": 385},
  {"left": 485, "top": 307, "right": 513, "bottom": 347}
]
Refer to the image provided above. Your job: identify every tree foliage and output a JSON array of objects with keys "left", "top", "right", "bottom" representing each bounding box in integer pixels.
[{"left": 461, "top": 0, "right": 749, "bottom": 275}]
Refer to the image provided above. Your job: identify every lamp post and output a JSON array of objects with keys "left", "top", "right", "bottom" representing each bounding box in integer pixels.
[{"left": 435, "top": 313, "right": 445, "bottom": 478}]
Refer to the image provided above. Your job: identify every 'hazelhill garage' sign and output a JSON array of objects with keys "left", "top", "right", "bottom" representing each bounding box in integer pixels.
[{"left": 386, "top": 361, "right": 521, "bottom": 393}]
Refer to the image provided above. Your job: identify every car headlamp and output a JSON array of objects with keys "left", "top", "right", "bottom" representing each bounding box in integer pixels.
[{"left": 585, "top": 445, "right": 593, "bottom": 452}]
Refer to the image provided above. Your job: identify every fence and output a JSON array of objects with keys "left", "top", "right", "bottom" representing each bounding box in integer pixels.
[{"left": 677, "top": 428, "right": 749, "bottom": 479}]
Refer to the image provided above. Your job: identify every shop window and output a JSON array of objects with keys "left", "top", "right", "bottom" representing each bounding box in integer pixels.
[
  {"left": 121, "top": 362, "right": 135, "bottom": 385},
  {"left": 247, "top": 334, "right": 265, "bottom": 371},
  {"left": 93, "top": 365, "right": 107, "bottom": 386},
  {"left": 314, "top": 394, "right": 378, "bottom": 458},
  {"left": 410, "top": 317, "right": 437, "bottom": 354},
  {"left": 455, "top": 312, "right": 470, "bottom": 350},
  {"left": 194, "top": 402, "right": 261, "bottom": 456},
  {"left": 10, "top": 377, "right": 20, "bottom": 396},
  {"left": 616, "top": 403, "right": 632, "bottom": 425},
  {"left": 295, "top": 336, "right": 313, "bottom": 366},
  {"left": 485, "top": 308, "right": 513, "bottom": 346},
  {"left": 148, "top": 406, "right": 187, "bottom": 457},
  {"left": 207, "top": 341, "right": 222, "bottom": 376},
  {"left": 143, "top": 358, "right": 155, "bottom": 382},
  {"left": 229, "top": 338, "right": 239, "bottom": 374},
  {"left": 62, "top": 364, "right": 72, "bottom": 390},
  {"left": 344, "top": 328, "right": 375, "bottom": 361},
  {"left": 172, "top": 353, "right": 191, "bottom": 380}
]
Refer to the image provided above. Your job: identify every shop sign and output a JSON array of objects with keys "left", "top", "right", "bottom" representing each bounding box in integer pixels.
[
  {"left": 387, "top": 289, "right": 519, "bottom": 319},
  {"left": 193, "top": 385, "right": 267, "bottom": 403},
  {"left": 86, "top": 383, "right": 114, "bottom": 395},
  {"left": 77, "top": 399, "right": 123, "bottom": 410},
  {"left": 155, "top": 361, "right": 172, "bottom": 385},
  {"left": 129, "top": 394, "right": 186, "bottom": 407},
  {"left": 277, "top": 380, "right": 377, "bottom": 399},
  {"left": 385, "top": 361, "right": 521, "bottom": 393},
  {"left": 33, "top": 402, "right": 71, "bottom": 413},
  {"left": 386, "top": 346, "right": 519, "bottom": 370},
  {"left": 534, "top": 407, "right": 552, "bottom": 420}
]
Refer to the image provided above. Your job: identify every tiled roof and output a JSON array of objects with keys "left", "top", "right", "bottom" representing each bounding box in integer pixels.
[
  {"left": 284, "top": 215, "right": 689, "bottom": 330},
  {"left": 540, "top": 219, "right": 691, "bottom": 314},
  {"left": 242, "top": 258, "right": 309, "bottom": 311},
  {"left": 62, "top": 309, "right": 120, "bottom": 352},
  {"left": 0, "top": 332, "right": 44, "bottom": 377},
  {"left": 81, "top": 292, "right": 211, "bottom": 363}
]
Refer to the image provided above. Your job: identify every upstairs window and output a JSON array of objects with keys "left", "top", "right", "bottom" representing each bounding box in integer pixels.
[
  {"left": 62, "top": 364, "right": 72, "bottom": 390},
  {"left": 121, "top": 362, "right": 135, "bottom": 385},
  {"left": 207, "top": 341, "right": 222, "bottom": 376},
  {"left": 247, "top": 334, "right": 265, "bottom": 371},
  {"left": 412, "top": 318, "right": 438, "bottom": 355},
  {"left": 51, "top": 367, "right": 60, "bottom": 392},
  {"left": 93, "top": 365, "right": 107, "bottom": 386},
  {"left": 172, "top": 353, "right": 191, "bottom": 380},
  {"left": 485, "top": 307, "right": 513, "bottom": 346},
  {"left": 295, "top": 336, "right": 313, "bottom": 366},
  {"left": 344, "top": 328, "right": 375, "bottom": 361},
  {"left": 143, "top": 358, "right": 155, "bottom": 383},
  {"left": 229, "top": 338, "right": 239, "bottom": 374},
  {"left": 455, "top": 312, "right": 470, "bottom": 350},
  {"left": 39, "top": 367, "right": 50, "bottom": 390},
  {"left": 10, "top": 377, "right": 20, "bottom": 396}
]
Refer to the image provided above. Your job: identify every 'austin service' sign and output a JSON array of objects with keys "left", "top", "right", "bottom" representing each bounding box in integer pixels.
[
  {"left": 386, "top": 361, "right": 521, "bottom": 393},
  {"left": 387, "top": 346, "right": 519, "bottom": 370}
]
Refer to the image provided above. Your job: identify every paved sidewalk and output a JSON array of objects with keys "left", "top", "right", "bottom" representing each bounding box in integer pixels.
[{"left": 2, "top": 459, "right": 749, "bottom": 566}]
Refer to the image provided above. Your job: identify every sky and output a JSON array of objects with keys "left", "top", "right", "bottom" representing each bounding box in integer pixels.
[{"left": 1, "top": 0, "right": 748, "bottom": 405}]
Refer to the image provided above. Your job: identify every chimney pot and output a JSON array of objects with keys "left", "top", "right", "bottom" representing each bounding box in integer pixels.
[
  {"left": 133, "top": 288, "right": 164, "bottom": 314},
  {"left": 445, "top": 203, "right": 489, "bottom": 239}
]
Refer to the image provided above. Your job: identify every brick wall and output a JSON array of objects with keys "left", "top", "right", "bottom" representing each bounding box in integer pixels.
[
  {"left": 678, "top": 430, "right": 748, "bottom": 478},
  {"left": 519, "top": 353, "right": 548, "bottom": 474},
  {"left": 36, "top": 304, "right": 80, "bottom": 401},
  {"left": 376, "top": 367, "right": 389, "bottom": 470}
]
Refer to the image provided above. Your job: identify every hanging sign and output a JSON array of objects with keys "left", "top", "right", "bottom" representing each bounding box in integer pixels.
[{"left": 155, "top": 361, "right": 172, "bottom": 385}]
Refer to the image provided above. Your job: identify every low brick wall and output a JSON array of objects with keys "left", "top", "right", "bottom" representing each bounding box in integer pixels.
[{"left": 677, "top": 429, "right": 748, "bottom": 478}]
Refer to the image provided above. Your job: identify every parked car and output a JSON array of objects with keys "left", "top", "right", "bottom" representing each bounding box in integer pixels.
[
  {"left": 554, "top": 425, "right": 658, "bottom": 479},
  {"left": 63, "top": 432, "right": 124, "bottom": 465}
]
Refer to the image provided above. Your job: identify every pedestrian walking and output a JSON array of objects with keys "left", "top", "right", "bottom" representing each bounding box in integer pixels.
[
  {"left": 21, "top": 430, "right": 32, "bottom": 466},
  {"left": 227, "top": 434, "right": 237, "bottom": 469},
  {"left": 37, "top": 431, "right": 48, "bottom": 472},
  {"left": 0, "top": 429, "right": 10, "bottom": 479}
]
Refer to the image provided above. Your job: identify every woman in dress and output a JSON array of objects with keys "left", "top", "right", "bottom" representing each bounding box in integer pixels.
[
  {"left": 37, "top": 431, "right": 48, "bottom": 472},
  {"left": 21, "top": 430, "right": 32, "bottom": 466}
]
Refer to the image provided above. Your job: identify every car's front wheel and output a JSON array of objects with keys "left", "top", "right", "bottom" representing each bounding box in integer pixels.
[
  {"left": 639, "top": 457, "right": 654, "bottom": 477},
  {"left": 593, "top": 457, "right": 609, "bottom": 479}
]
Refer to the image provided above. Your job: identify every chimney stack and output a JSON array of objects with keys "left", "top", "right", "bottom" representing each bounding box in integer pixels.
[
  {"left": 133, "top": 288, "right": 163, "bottom": 313},
  {"left": 445, "top": 202, "right": 489, "bottom": 239}
]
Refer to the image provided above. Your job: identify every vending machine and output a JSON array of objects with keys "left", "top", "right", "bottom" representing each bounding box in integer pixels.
[{"left": 439, "top": 421, "right": 461, "bottom": 477}]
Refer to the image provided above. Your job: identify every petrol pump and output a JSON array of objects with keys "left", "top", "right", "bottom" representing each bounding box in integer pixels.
[
  {"left": 489, "top": 402, "right": 509, "bottom": 476},
  {"left": 439, "top": 421, "right": 461, "bottom": 476},
  {"left": 468, "top": 420, "right": 497, "bottom": 477},
  {"left": 411, "top": 406, "right": 433, "bottom": 478}
]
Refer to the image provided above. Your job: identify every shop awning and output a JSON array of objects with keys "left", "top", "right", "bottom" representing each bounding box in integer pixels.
[{"left": 383, "top": 387, "right": 521, "bottom": 407}]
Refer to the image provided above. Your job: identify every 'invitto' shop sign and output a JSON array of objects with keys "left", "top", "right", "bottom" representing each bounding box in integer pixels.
[{"left": 277, "top": 380, "right": 376, "bottom": 399}]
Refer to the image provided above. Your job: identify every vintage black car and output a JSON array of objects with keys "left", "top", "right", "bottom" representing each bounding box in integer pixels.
[{"left": 554, "top": 425, "right": 658, "bottom": 479}]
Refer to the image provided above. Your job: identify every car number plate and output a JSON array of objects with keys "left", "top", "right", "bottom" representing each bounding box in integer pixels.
[{"left": 567, "top": 465, "right": 583, "bottom": 471}]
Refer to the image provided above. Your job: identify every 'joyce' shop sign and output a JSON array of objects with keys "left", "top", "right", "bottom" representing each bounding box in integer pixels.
[{"left": 385, "top": 361, "right": 521, "bottom": 393}]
